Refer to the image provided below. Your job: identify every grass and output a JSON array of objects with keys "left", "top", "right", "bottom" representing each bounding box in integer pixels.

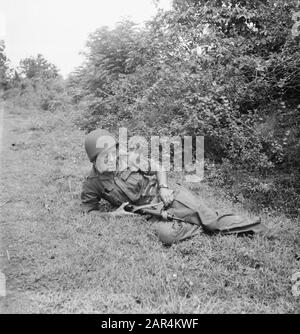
[{"left": 0, "top": 100, "right": 299, "bottom": 314}]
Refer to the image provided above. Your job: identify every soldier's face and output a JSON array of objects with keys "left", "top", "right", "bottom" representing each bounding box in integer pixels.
[{"left": 95, "top": 146, "right": 116, "bottom": 173}]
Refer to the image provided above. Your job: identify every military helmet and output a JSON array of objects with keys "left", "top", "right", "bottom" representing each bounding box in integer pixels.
[{"left": 84, "top": 129, "right": 116, "bottom": 162}]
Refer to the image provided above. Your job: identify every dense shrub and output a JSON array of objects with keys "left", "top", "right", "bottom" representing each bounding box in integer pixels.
[
  {"left": 0, "top": 40, "right": 10, "bottom": 91},
  {"left": 71, "top": 0, "right": 300, "bottom": 216},
  {"left": 4, "top": 54, "right": 70, "bottom": 111}
]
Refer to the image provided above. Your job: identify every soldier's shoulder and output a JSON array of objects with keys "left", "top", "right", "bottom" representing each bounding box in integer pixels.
[{"left": 82, "top": 168, "right": 104, "bottom": 193}]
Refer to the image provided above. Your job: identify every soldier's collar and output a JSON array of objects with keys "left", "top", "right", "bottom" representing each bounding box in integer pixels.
[{"left": 92, "top": 165, "right": 115, "bottom": 180}]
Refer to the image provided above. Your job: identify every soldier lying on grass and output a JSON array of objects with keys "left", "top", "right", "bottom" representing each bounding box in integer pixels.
[{"left": 81, "top": 129, "right": 273, "bottom": 245}]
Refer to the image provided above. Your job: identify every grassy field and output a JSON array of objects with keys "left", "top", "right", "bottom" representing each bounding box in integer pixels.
[{"left": 0, "top": 100, "right": 299, "bottom": 313}]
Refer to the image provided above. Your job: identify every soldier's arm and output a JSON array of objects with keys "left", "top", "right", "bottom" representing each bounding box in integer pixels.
[
  {"left": 80, "top": 178, "right": 102, "bottom": 213},
  {"left": 128, "top": 150, "right": 174, "bottom": 206},
  {"left": 81, "top": 178, "right": 137, "bottom": 217},
  {"left": 148, "top": 159, "right": 174, "bottom": 206}
]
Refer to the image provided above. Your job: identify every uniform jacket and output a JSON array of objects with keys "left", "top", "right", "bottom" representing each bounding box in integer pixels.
[{"left": 81, "top": 165, "right": 158, "bottom": 213}]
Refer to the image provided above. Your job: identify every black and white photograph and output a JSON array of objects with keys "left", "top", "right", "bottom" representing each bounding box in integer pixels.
[{"left": 0, "top": 0, "right": 299, "bottom": 316}]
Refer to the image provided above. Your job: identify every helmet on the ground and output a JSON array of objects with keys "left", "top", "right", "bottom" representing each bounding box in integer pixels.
[{"left": 84, "top": 129, "right": 116, "bottom": 162}]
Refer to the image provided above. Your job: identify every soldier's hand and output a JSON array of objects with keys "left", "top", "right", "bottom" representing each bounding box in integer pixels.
[{"left": 159, "top": 188, "right": 174, "bottom": 207}]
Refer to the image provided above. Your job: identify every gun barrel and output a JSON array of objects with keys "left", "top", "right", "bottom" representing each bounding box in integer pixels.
[{"left": 125, "top": 203, "right": 187, "bottom": 223}]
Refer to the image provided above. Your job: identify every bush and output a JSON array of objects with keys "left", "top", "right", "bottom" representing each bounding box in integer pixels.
[
  {"left": 70, "top": 0, "right": 300, "bottom": 216},
  {"left": 4, "top": 54, "right": 71, "bottom": 111}
]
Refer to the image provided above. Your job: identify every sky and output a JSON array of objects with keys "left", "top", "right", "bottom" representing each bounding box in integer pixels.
[{"left": 0, "top": 0, "right": 172, "bottom": 77}]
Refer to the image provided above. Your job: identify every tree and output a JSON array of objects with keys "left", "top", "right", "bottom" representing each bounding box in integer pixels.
[
  {"left": 0, "top": 40, "right": 9, "bottom": 89},
  {"left": 82, "top": 20, "right": 147, "bottom": 97},
  {"left": 19, "top": 54, "right": 59, "bottom": 80}
]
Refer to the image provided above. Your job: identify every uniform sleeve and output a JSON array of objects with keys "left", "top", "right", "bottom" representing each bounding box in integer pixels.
[
  {"left": 80, "top": 178, "right": 102, "bottom": 213},
  {"left": 130, "top": 155, "right": 156, "bottom": 175}
]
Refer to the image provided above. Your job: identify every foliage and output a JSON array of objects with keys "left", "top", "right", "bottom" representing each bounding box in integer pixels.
[
  {"left": 70, "top": 0, "right": 300, "bottom": 216},
  {"left": 4, "top": 54, "right": 70, "bottom": 111},
  {"left": 19, "top": 54, "right": 59, "bottom": 80},
  {"left": 0, "top": 40, "right": 10, "bottom": 90}
]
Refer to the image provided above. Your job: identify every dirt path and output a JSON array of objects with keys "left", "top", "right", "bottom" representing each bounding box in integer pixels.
[
  {"left": 0, "top": 100, "right": 299, "bottom": 313},
  {"left": 0, "top": 101, "right": 91, "bottom": 312}
]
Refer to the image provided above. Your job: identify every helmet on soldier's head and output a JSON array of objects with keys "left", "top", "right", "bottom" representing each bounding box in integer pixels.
[{"left": 84, "top": 129, "right": 116, "bottom": 162}]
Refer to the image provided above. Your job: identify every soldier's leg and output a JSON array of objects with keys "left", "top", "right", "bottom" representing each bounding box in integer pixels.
[
  {"left": 214, "top": 214, "right": 269, "bottom": 235},
  {"left": 155, "top": 221, "right": 200, "bottom": 246},
  {"left": 171, "top": 185, "right": 269, "bottom": 235}
]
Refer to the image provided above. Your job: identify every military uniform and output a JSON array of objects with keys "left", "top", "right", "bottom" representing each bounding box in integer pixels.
[{"left": 81, "top": 165, "right": 268, "bottom": 245}]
